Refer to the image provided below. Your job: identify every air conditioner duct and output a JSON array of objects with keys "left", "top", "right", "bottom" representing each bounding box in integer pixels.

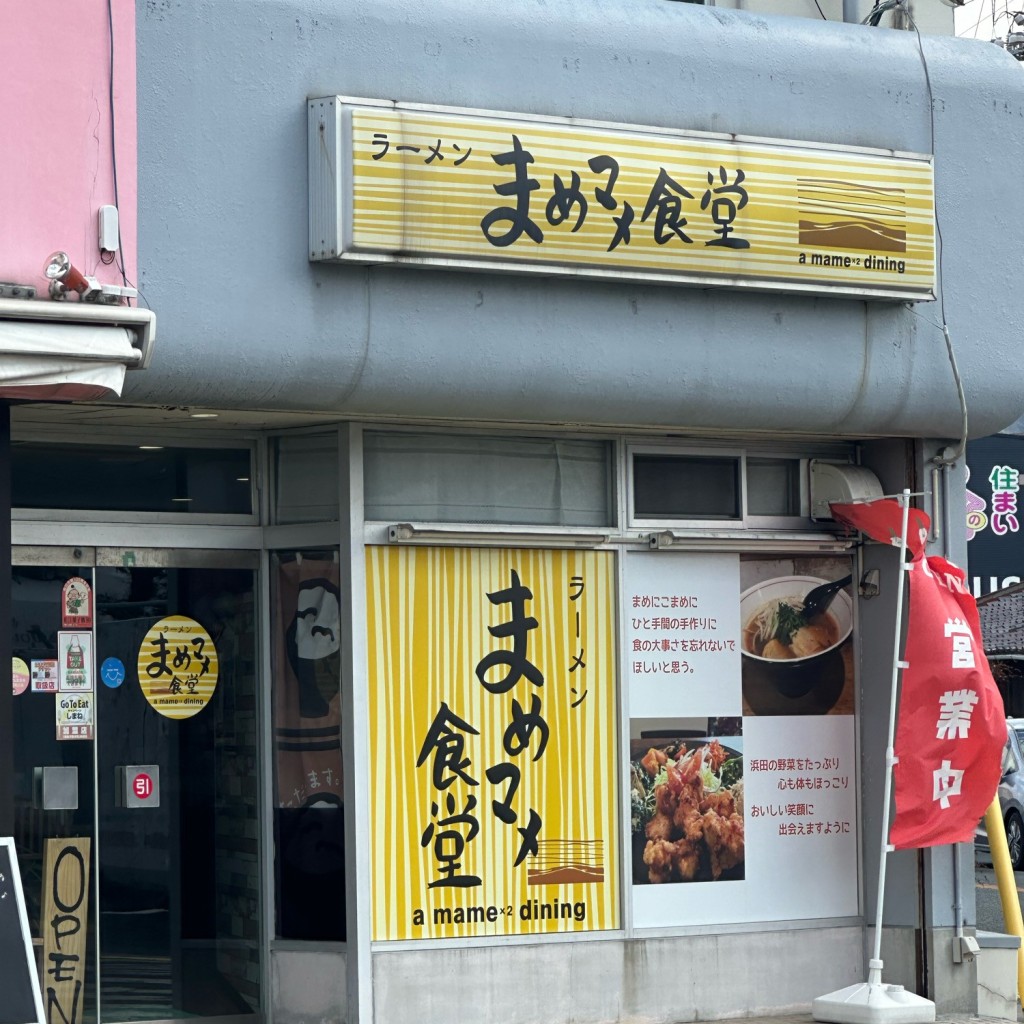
[{"left": 809, "top": 461, "right": 884, "bottom": 521}]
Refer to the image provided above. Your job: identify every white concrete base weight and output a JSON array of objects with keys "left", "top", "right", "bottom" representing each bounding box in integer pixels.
[{"left": 812, "top": 977, "right": 936, "bottom": 1024}]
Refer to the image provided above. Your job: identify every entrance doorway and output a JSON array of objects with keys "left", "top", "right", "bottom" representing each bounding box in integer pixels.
[{"left": 10, "top": 548, "right": 261, "bottom": 1024}]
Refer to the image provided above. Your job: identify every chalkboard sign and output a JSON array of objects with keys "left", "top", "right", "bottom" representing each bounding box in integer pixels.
[{"left": 0, "top": 838, "right": 44, "bottom": 1024}]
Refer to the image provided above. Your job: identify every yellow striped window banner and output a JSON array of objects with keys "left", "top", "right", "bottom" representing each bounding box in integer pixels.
[{"left": 366, "top": 545, "right": 620, "bottom": 941}]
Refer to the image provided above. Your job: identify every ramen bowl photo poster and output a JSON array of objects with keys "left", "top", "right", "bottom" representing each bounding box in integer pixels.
[{"left": 740, "top": 556, "right": 855, "bottom": 717}]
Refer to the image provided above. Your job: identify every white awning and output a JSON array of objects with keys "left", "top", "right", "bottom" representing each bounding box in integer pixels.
[{"left": 0, "top": 299, "right": 155, "bottom": 401}]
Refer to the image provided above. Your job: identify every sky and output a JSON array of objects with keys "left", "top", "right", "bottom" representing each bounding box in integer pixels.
[{"left": 955, "top": 0, "right": 1021, "bottom": 41}]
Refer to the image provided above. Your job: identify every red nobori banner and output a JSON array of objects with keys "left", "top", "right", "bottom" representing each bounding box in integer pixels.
[
  {"left": 890, "top": 555, "right": 1006, "bottom": 849},
  {"left": 830, "top": 499, "right": 931, "bottom": 562}
]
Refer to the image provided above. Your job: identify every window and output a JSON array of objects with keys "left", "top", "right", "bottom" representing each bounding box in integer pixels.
[
  {"left": 12, "top": 441, "right": 253, "bottom": 514},
  {"left": 629, "top": 447, "right": 814, "bottom": 527},
  {"left": 1006, "top": 732, "right": 1023, "bottom": 775},
  {"left": 747, "top": 458, "right": 802, "bottom": 517},
  {"left": 364, "top": 433, "right": 614, "bottom": 527},
  {"left": 273, "top": 432, "right": 339, "bottom": 524},
  {"left": 271, "top": 549, "right": 345, "bottom": 941},
  {"left": 633, "top": 453, "right": 740, "bottom": 520}
]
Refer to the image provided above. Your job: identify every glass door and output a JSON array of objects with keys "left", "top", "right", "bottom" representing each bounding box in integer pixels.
[
  {"left": 11, "top": 559, "right": 99, "bottom": 1024},
  {"left": 11, "top": 549, "right": 261, "bottom": 1024}
]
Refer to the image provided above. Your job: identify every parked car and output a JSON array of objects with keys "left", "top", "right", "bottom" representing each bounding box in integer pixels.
[{"left": 975, "top": 718, "right": 1024, "bottom": 870}]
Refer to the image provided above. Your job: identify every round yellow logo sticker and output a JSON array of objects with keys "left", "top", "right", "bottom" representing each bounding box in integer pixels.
[
  {"left": 12, "top": 657, "right": 29, "bottom": 696},
  {"left": 137, "top": 615, "right": 219, "bottom": 719}
]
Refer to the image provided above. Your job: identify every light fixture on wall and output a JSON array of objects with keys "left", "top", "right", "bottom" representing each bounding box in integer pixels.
[
  {"left": 44, "top": 252, "right": 95, "bottom": 300},
  {"left": 649, "top": 530, "right": 855, "bottom": 554},
  {"left": 388, "top": 524, "right": 609, "bottom": 548},
  {"left": 43, "top": 251, "right": 137, "bottom": 304}
]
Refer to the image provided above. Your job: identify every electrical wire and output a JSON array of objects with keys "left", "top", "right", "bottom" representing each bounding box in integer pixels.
[
  {"left": 106, "top": 0, "right": 131, "bottom": 298},
  {"left": 959, "top": 1, "right": 994, "bottom": 37},
  {"left": 105, "top": 0, "right": 150, "bottom": 310},
  {"left": 904, "top": 6, "right": 969, "bottom": 466},
  {"left": 961, "top": 1, "right": 1018, "bottom": 41},
  {"left": 813, "top": 0, "right": 828, "bottom": 19}
]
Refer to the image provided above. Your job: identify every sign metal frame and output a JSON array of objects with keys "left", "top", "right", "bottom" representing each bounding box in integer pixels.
[{"left": 310, "top": 95, "right": 936, "bottom": 302}]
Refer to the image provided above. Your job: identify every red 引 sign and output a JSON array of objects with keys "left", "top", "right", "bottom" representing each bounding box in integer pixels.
[{"left": 132, "top": 773, "right": 153, "bottom": 800}]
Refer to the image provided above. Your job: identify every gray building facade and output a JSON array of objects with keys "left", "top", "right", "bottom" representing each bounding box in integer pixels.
[{"left": 6, "top": 3, "right": 1024, "bottom": 1024}]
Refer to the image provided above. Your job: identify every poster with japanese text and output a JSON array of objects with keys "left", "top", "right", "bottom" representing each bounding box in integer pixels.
[
  {"left": 624, "top": 551, "right": 741, "bottom": 719},
  {"left": 628, "top": 552, "right": 858, "bottom": 927},
  {"left": 366, "top": 546, "right": 619, "bottom": 940},
  {"left": 56, "top": 692, "right": 94, "bottom": 741},
  {"left": 31, "top": 659, "right": 58, "bottom": 693}
]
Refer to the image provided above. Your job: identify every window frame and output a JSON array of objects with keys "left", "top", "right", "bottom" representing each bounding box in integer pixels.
[
  {"left": 10, "top": 433, "right": 259, "bottom": 526},
  {"left": 628, "top": 444, "right": 745, "bottom": 529},
  {"left": 361, "top": 428, "right": 618, "bottom": 530},
  {"left": 626, "top": 443, "right": 818, "bottom": 532}
]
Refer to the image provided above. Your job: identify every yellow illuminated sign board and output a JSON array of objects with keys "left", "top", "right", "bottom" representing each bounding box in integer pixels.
[
  {"left": 366, "top": 546, "right": 620, "bottom": 941},
  {"left": 316, "top": 99, "right": 936, "bottom": 301}
]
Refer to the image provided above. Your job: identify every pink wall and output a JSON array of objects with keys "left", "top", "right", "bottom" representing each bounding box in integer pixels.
[{"left": 0, "top": 0, "right": 138, "bottom": 297}]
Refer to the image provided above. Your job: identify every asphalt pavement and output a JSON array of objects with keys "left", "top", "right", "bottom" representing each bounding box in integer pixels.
[{"left": 975, "top": 858, "right": 1023, "bottom": 934}]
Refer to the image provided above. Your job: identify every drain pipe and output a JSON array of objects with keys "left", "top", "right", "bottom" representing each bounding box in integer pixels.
[
  {"left": 843, "top": 0, "right": 860, "bottom": 21},
  {"left": 937, "top": 459, "right": 984, "bottom": 968},
  {"left": 950, "top": 846, "right": 977, "bottom": 962},
  {"left": 937, "top": 460, "right": 976, "bottom": 965}
]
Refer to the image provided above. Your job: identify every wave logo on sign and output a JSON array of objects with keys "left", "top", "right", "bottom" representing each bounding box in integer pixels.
[{"left": 797, "top": 178, "right": 907, "bottom": 254}]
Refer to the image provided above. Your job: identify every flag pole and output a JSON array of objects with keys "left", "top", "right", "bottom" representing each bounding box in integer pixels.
[
  {"left": 813, "top": 488, "right": 935, "bottom": 1024},
  {"left": 868, "top": 488, "right": 911, "bottom": 975}
]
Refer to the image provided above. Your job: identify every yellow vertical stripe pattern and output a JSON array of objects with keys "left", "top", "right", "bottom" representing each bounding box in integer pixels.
[
  {"left": 366, "top": 546, "right": 620, "bottom": 940},
  {"left": 137, "top": 615, "right": 219, "bottom": 720}
]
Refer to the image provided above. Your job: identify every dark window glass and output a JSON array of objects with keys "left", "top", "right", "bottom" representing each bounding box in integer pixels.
[
  {"left": 271, "top": 550, "right": 345, "bottom": 941},
  {"left": 633, "top": 454, "right": 740, "bottom": 519},
  {"left": 747, "top": 458, "right": 802, "bottom": 516},
  {"left": 12, "top": 443, "right": 252, "bottom": 514}
]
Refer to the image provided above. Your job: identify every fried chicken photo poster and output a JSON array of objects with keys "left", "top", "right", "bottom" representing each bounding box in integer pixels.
[{"left": 625, "top": 551, "right": 859, "bottom": 928}]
